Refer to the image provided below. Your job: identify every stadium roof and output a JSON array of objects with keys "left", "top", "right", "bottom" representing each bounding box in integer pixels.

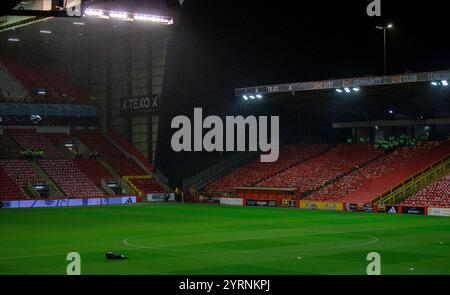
[
  {"left": 235, "top": 70, "right": 450, "bottom": 121},
  {"left": 235, "top": 70, "right": 450, "bottom": 97}
]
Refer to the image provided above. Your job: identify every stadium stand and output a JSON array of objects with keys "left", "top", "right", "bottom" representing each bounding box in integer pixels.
[
  {"left": 0, "top": 166, "right": 27, "bottom": 200},
  {"left": 205, "top": 144, "right": 332, "bottom": 192},
  {"left": 73, "top": 159, "right": 115, "bottom": 186},
  {"left": 107, "top": 128, "right": 154, "bottom": 172},
  {"left": 35, "top": 65, "right": 89, "bottom": 104},
  {"left": 308, "top": 142, "right": 448, "bottom": 202},
  {"left": 74, "top": 129, "right": 146, "bottom": 176},
  {"left": 43, "top": 132, "right": 72, "bottom": 145},
  {"left": 0, "top": 61, "right": 30, "bottom": 102},
  {"left": 257, "top": 144, "right": 382, "bottom": 193},
  {"left": 402, "top": 173, "right": 450, "bottom": 208},
  {"left": 73, "top": 129, "right": 124, "bottom": 157},
  {"left": 0, "top": 134, "right": 20, "bottom": 159},
  {"left": 342, "top": 141, "right": 450, "bottom": 204},
  {"left": 129, "top": 178, "right": 165, "bottom": 194},
  {"left": 38, "top": 158, "right": 104, "bottom": 197},
  {"left": 0, "top": 60, "right": 90, "bottom": 104},
  {"left": 0, "top": 160, "right": 43, "bottom": 189},
  {"left": 107, "top": 157, "right": 146, "bottom": 176},
  {"left": 7, "top": 129, "right": 66, "bottom": 158}
]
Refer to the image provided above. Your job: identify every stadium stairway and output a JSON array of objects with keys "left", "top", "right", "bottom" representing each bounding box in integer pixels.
[
  {"left": 382, "top": 155, "right": 450, "bottom": 206},
  {"left": 29, "top": 161, "right": 65, "bottom": 198},
  {"left": 343, "top": 141, "right": 450, "bottom": 204}
]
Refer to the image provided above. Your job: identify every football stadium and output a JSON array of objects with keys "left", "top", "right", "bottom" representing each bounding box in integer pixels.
[{"left": 1, "top": 0, "right": 450, "bottom": 280}]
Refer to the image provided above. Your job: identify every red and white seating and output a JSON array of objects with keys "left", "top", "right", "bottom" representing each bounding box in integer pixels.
[
  {"left": 38, "top": 159, "right": 104, "bottom": 197},
  {"left": 8, "top": 129, "right": 65, "bottom": 158},
  {"left": 205, "top": 144, "right": 331, "bottom": 192},
  {"left": 402, "top": 174, "right": 450, "bottom": 208},
  {"left": 0, "top": 166, "right": 27, "bottom": 200},
  {"left": 130, "top": 178, "right": 165, "bottom": 194},
  {"left": 73, "top": 159, "right": 115, "bottom": 186},
  {"left": 73, "top": 130, "right": 123, "bottom": 157},
  {"left": 340, "top": 141, "right": 450, "bottom": 204},
  {"left": 107, "top": 157, "right": 145, "bottom": 176},
  {"left": 258, "top": 144, "right": 382, "bottom": 193},
  {"left": 0, "top": 160, "right": 42, "bottom": 189}
]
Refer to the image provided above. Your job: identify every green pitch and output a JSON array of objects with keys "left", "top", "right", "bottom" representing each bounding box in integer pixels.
[{"left": 1, "top": 203, "right": 450, "bottom": 275}]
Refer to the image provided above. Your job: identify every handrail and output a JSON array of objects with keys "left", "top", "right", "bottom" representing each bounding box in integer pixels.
[{"left": 375, "top": 155, "right": 450, "bottom": 205}]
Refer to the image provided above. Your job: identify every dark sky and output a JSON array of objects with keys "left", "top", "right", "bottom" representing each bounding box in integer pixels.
[
  {"left": 157, "top": 0, "right": 450, "bottom": 179},
  {"left": 164, "top": 0, "right": 450, "bottom": 109}
]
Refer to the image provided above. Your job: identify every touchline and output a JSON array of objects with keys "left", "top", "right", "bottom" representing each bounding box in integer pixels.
[{"left": 171, "top": 108, "right": 280, "bottom": 162}]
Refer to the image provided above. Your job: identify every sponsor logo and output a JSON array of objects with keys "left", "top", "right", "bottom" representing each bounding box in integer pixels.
[
  {"left": 346, "top": 203, "right": 358, "bottom": 211},
  {"left": 387, "top": 206, "right": 397, "bottom": 214},
  {"left": 121, "top": 95, "right": 159, "bottom": 114},
  {"left": 402, "top": 206, "right": 425, "bottom": 215}
]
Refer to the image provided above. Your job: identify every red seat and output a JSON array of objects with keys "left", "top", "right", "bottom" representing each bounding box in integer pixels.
[{"left": 205, "top": 144, "right": 331, "bottom": 192}]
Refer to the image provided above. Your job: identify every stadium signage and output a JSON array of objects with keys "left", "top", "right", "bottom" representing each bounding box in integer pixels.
[
  {"left": 199, "top": 195, "right": 220, "bottom": 203},
  {"left": 220, "top": 198, "right": 244, "bottom": 206},
  {"left": 385, "top": 205, "right": 399, "bottom": 214},
  {"left": 235, "top": 70, "right": 450, "bottom": 96},
  {"left": 345, "top": 203, "right": 358, "bottom": 211},
  {"left": 299, "top": 201, "right": 344, "bottom": 211},
  {"left": 402, "top": 206, "right": 426, "bottom": 215},
  {"left": 364, "top": 204, "right": 379, "bottom": 213},
  {"left": 171, "top": 108, "right": 279, "bottom": 162},
  {"left": 120, "top": 95, "right": 159, "bottom": 115},
  {"left": 428, "top": 207, "right": 450, "bottom": 217},
  {"left": 246, "top": 199, "right": 278, "bottom": 207},
  {"left": 146, "top": 193, "right": 175, "bottom": 202},
  {"left": 0, "top": 196, "right": 136, "bottom": 209}
]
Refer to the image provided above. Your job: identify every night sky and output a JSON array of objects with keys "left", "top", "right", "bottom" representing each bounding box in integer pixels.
[{"left": 157, "top": 0, "right": 450, "bottom": 180}]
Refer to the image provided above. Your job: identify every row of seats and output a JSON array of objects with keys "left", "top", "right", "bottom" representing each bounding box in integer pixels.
[
  {"left": 73, "top": 130, "right": 124, "bottom": 157},
  {"left": 73, "top": 159, "right": 114, "bottom": 186},
  {"left": 0, "top": 135, "right": 19, "bottom": 159},
  {"left": 7, "top": 129, "right": 65, "bottom": 158},
  {"left": 341, "top": 141, "right": 450, "bottom": 204},
  {"left": 0, "top": 160, "right": 42, "bottom": 188},
  {"left": 402, "top": 174, "right": 450, "bottom": 208},
  {"left": 205, "top": 144, "right": 332, "bottom": 192},
  {"left": 0, "top": 59, "right": 89, "bottom": 104},
  {"left": 0, "top": 61, "right": 29, "bottom": 101},
  {"left": 74, "top": 130, "right": 146, "bottom": 176},
  {"left": 107, "top": 157, "right": 145, "bottom": 176},
  {"left": 308, "top": 142, "right": 447, "bottom": 202},
  {"left": 38, "top": 159, "right": 104, "bottom": 197},
  {"left": 129, "top": 178, "right": 165, "bottom": 194},
  {"left": 0, "top": 166, "right": 27, "bottom": 200},
  {"left": 257, "top": 144, "right": 382, "bottom": 193}
]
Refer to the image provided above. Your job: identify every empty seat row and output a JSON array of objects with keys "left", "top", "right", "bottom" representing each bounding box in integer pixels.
[
  {"left": 205, "top": 144, "right": 332, "bottom": 192},
  {"left": 38, "top": 159, "right": 104, "bottom": 197},
  {"left": 129, "top": 178, "right": 165, "bottom": 194},
  {"left": 402, "top": 174, "right": 450, "bottom": 208},
  {"left": 257, "top": 144, "right": 382, "bottom": 193}
]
